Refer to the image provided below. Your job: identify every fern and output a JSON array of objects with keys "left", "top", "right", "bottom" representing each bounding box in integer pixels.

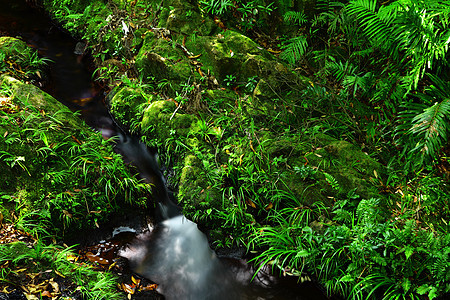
[
  {"left": 283, "top": 11, "right": 308, "bottom": 26},
  {"left": 347, "top": 0, "right": 450, "bottom": 89},
  {"left": 397, "top": 74, "right": 450, "bottom": 169},
  {"left": 347, "top": 0, "right": 398, "bottom": 56},
  {"left": 280, "top": 35, "right": 308, "bottom": 65},
  {"left": 324, "top": 172, "right": 340, "bottom": 191}
]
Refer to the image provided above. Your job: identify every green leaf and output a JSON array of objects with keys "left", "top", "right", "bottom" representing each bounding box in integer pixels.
[
  {"left": 404, "top": 245, "right": 414, "bottom": 260},
  {"left": 280, "top": 35, "right": 308, "bottom": 65},
  {"left": 416, "top": 284, "right": 430, "bottom": 295},
  {"left": 339, "top": 274, "right": 354, "bottom": 282}
]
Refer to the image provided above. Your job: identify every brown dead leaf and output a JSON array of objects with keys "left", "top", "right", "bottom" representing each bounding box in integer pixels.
[
  {"left": 188, "top": 54, "right": 202, "bottom": 59},
  {"left": 246, "top": 199, "right": 256, "bottom": 208},
  {"left": 48, "top": 278, "right": 60, "bottom": 293},
  {"left": 140, "top": 283, "right": 158, "bottom": 291},
  {"left": 120, "top": 283, "right": 135, "bottom": 294},
  {"left": 62, "top": 210, "right": 72, "bottom": 218},
  {"left": 41, "top": 291, "right": 52, "bottom": 297},
  {"left": 131, "top": 276, "right": 141, "bottom": 286},
  {"left": 54, "top": 270, "right": 65, "bottom": 278}
]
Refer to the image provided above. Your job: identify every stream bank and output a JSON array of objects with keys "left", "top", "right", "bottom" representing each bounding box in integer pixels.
[
  {"left": 2, "top": 0, "right": 450, "bottom": 299},
  {"left": 0, "top": 2, "right": 332, "bottom": 299}
]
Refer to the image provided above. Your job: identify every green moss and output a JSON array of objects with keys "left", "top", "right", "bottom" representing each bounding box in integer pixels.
[
  {"left": 135, "top": 32, "right": 193, "bottom": 88},
  {"left": 177, "top": 154, "right": 218, "bottom": 207},
  {"left": 0, "top": 37, "right": 33, "bottom": 57},
  {"left": 108, "top": 86, "right": 147, "bottom": 129},
  {"left": 0, "top": 75, "right": 149, "bottom": 236},
  {"left": 163, "top": 0, "right": 216, "bottom": 36}
]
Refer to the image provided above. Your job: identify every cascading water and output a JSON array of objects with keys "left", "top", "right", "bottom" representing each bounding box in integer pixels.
[
  {"left": 121, "top": 215, "right": 242, "bottom": 300},
  {"left": 113, "top": 131, "right": 244, "bottom": 299}
]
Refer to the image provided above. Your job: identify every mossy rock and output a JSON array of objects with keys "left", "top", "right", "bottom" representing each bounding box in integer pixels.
[
  {"left": 302, "top": 140, "right": 384, "bottom": 199},
  {"left": 108, "top": 86, "right": 148, "bottom": 129},
  {"left": 0, "top": 36, "right": 47, "bottom": 81},
  {"left": 135, "top": 31, "right": 194, "bottom": 89},
  {"left": 177, "top": 154, "right": 220, "bottom": 208},
  {"left": 0, "top": 76, "right": 148, "bottom": 236},
  {"left": 1, "top": 76, "right": 76, "bottom": 125},
  {"left": 141, "top": 100, "right": 176, "bottom": 141},
  {"left": 186, "top": 30, "right": 275, "bottom": 82},
  {"left": 324, "top": 140, "right": 385, "bottom": 178},
  {"left": 162, "top": 0, "right": 217, "bottom": 36},
  {"left": 0, "top": 36, "right": 33, "bottom": 58},
  {"left": 254, "top": 130, "right": 383, "bottom": 204},
  {"left": 203, "top": 88, "right": 237, "bottom": 112}
]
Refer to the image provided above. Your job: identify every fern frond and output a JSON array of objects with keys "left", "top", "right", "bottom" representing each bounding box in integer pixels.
[
  {"left": 347, "top": 0, "right": 398, "bottom": 56},
  {"left": 409, "top": 99, "right": 450, "bottom": 155},
  {"left": 280, "top": 35, "right": 308, "bottom": 65},
  {"left": 283, "top": 11, "right": 308, "bottom": 26},
  {"left": 343, "top": 71, "right": 373, "bottom": 97},
  {"left": 397, "top": 75, "right": 450, "bottom": 168}
]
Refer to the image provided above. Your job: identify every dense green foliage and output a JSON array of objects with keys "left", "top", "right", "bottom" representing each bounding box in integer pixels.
[
  {"left": 0, "top": 239, "right": 121, "bottom": 299},
  {"left": 0, "top": 77, "right": 150, "bottom": 235},
  {"left": 15, "top": 0, "right": 450, "bottom": 299}
]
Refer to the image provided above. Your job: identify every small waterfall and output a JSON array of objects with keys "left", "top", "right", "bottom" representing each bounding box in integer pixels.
[
  {"left": 114, "top": 134, "right": 243, "bottom": 299},
  {"left": 122, "top": 215, "right": 241, "bottom": 300}
]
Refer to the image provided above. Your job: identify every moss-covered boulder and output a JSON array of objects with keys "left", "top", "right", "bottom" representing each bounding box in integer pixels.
[
  {"left": 0, "top": 75, "right": 149, "bottom": 236},
  {"left": 0, "top": 36, "right": 33, "bottom": 58},
  {"left": 259, "top": 131, "right": 385, "bottom": 205},
  {"left": 135, "top": 31, "right": 195, "bottom": 90},
  {"left": 159, "top": 0, "right": 217, "bottom": 36},
  {"left": 108, "top": 86, "right": 150, "bottom": 130},
  {"left": 185, "top": 30, "right": 276, "bottom": 82},
  {"left": 0, "top": 36, "right": 47, "bottom": 82}
]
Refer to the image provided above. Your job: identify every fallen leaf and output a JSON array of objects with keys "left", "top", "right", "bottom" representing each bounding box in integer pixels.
[
  {"left": 54, "top": 270, "right": 65, "bottom": 278},
  {"left": 120, "top": 283, "right": 135, "bottom": 294},
  {"left": 246, "top": 199, "right": 256, "bottom": 208},
  {"left": 188, "top": 54, "right": 202, "bottom": 59},
  {"left": 48, "top": 278, "right": 60, "bottom": 293},
  {"left": 131, "top": 276, "right": 140, "bottom": 286},
  {"left": 41, "top": 291, "right": 52, "bottom": 297},
  {"left": 140, "top": 283, "right": 158, "bottom": 291},
  {"left": 267, "top": 49, "right": 281, "bottom": 54}
]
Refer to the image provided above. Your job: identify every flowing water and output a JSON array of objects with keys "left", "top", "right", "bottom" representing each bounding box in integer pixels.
[{"left": 0, "top": 2, "right": 331, "bottom": 299}]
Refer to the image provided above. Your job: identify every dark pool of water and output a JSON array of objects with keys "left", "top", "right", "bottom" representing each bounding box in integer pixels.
[{"left": 0, "top": 1, "right": 334, "bottom": 299}]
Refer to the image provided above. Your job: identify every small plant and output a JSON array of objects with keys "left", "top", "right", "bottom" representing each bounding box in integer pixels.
[
  {"left": 224, "top": 74, "right": 236, "bottom": 87},
  {"left": 244, "top": 76, "right": 258, "bottom": 92}
]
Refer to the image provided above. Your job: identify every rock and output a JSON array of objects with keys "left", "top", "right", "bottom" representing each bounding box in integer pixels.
[
  {"left": 135, "top": 31, "right": 194, "bottom": 91},
  {"left": 162, "top": 0, "right": 217, "bottom": 36},
  {"left": 0, "top": 75, "right": 148, "bottom": 235},
  {"left": 0, "top": 36, "right": 33, "bottom": 57},
  {"left": 108, "top": 86, "right": 150, "bottom": 130}
]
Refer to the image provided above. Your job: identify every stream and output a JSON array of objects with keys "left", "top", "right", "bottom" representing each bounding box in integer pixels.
[{"left": 0, "top": 2, "right": 331, "bottom": 299}]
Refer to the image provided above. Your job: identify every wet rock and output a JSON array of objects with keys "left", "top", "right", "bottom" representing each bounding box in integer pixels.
[
  {"left": 0, "top": 290, "right": 26, "bottom": 300},
  {"left": 108, "top": 86, "right": 149, "bottom": 130}
]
